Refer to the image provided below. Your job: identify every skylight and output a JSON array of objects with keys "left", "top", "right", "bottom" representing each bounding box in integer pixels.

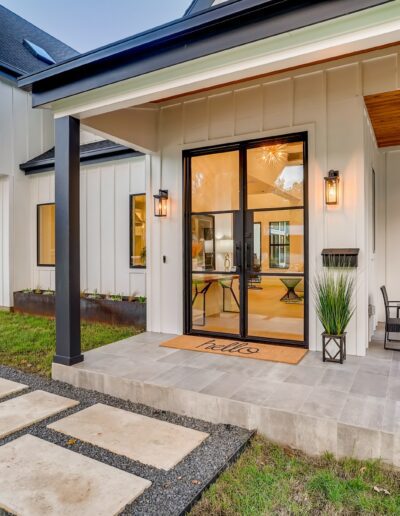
[{"left": 23, "top": 39, "right": 55, "bottom": 65}]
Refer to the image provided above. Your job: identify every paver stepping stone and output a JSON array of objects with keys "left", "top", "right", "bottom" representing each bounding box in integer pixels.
[
  {"left": 0, "top": 434, "right": 151, "bottom": 516},
  {"left": 49, "top": 403, "right": 209, "bottom": 470},
  {"left": 0, "top": 377, "right": 27, "bottom": 399},
  {"left": 0, "top": 390, "right": 78, "bottom": 438}
]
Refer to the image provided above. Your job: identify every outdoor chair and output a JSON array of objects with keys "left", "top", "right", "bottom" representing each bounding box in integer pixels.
[{"left": 380, "top": 285, "right": 400, "bottom": 351}]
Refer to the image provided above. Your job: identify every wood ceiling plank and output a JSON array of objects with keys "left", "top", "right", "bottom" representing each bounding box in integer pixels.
[{"left": 365, "top": 90, "right": 400, "bottom": 147}]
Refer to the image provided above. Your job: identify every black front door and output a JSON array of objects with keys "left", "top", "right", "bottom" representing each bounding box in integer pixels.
[{"left": 184, "top": 132, "right": 308, "bottom": 347}]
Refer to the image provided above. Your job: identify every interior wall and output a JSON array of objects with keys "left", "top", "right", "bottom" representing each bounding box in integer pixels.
[{"left": 28, "top": 156, "right": 148, "bottom": 298}]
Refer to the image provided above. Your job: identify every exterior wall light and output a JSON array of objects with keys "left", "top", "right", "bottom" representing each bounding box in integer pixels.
[
  {"left": 324, "top": 170, "right": 340, "bottom": 205},
  {"left": 154, "top": 189, "right": 168, "bottom": 217}
]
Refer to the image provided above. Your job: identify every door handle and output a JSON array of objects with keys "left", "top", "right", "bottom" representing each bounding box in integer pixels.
[
  {"left": 235, "top": 243, "right": 241, "bottom": 272},
  {"left": 245, "top": 242, "right": 252, "bottom": 271}
]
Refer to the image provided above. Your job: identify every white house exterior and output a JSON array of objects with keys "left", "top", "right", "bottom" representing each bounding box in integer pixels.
[
  {"left": 25, "top": 144, "right": 147, "bottom": 299},
  {"left": 0, "top": 5, "right": 78, "bottom": 308},
  {"left": 9, "top": 0, "right": 400, "bottom": 362},
  {"left": 0, "top": 6, "right": 148, "bottom": 309},
  {"left": 0, "top": 73, "right": 53, "bottom": 307}
]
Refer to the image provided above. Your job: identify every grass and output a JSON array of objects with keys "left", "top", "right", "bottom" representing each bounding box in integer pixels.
[
  {"left": 191, "top": 435, "right": 400, "bottom": 515},
  {"left": 0, "top": 310, "right": 140, "bottom": 376}
]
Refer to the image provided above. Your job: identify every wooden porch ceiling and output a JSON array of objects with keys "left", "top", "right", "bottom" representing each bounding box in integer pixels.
[{"left": 364, "top": 90, "right": 400, "bottom": 148}]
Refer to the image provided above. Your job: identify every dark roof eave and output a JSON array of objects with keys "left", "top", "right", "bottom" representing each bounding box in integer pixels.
[
  {"left": 0, "top": 59, "right": 25, "bottom": 80},
  {"left": 18, "top": 0, "right": 393, "bottom": 107},
  {"left": 20, "top": 143, "right": 143, "bottom": 175}
]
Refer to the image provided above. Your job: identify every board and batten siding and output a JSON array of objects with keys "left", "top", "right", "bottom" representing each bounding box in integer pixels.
[
  {"left": 0, "top": 78, "right": 54, "bottom": 307},
  {"left": 363, "top": 110, "right": 386, "bottom": 338},
  {"left": 385, "top": 150, "right": 400, "bottom": 306},
  {"left": 29, "top": 156, "right": 148, "bottom": 299},
  {"left": 153, "top": 45, "right": 400, "bottom": 354}
]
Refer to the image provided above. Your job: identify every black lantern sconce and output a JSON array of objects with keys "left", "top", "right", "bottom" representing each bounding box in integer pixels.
[
  {"left": 154, "top": 189, "right": 168, "bottom": 217},
  {"left": 324, "top": 170, "right": 340, "bottom": 205}
]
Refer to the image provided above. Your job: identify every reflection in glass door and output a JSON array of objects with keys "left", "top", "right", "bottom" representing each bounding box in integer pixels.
[{"left": 184, "top": 134, "right": 307, "bottom": 347}]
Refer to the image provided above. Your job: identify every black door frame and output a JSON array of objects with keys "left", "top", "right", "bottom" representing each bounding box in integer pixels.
[{"left": 183, "top": 131, "right": 309, "bottom": 349}]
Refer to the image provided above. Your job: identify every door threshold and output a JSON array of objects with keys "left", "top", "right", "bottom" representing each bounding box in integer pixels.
[{"left": 187, "top": 332, "right": 308, "bottom": 349}]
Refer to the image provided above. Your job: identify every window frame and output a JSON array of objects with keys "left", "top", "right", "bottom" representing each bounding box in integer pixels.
[
  {"left": 129, "top": 193, "right": 147, "bottom": 269},
  {"left": 37, "top": 202, "right": 56, "bottom": 267},
  {"left": 269, "top": 220, "right": 290, "bottom": 269}
]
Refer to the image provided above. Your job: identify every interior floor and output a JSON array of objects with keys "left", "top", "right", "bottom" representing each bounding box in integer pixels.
[{"left": 192, "top": 276, "right": 304, "bottom": 341}]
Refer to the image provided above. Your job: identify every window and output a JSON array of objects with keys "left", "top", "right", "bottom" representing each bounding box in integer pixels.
[
  {"left": 269, "top": 221, "right": 290, "bottom": 269},
  {"left": 130, "top": 194, "right": 146, "bottom": 267},
  {"left": 37, "top": 204, "right": 55, "bottom": 266}
]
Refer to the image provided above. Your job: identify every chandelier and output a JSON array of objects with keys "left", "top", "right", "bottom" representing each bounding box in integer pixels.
[{"left": 259, "top": 144, "right": 288, "bottom": 166}]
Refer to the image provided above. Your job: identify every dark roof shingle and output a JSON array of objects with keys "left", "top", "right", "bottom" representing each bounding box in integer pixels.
[
  {"left": 20, "top": 140, "right": 142, "bottom": 174},
  {"left": 0, "top": 4, "right": 78, "bottom": 78}
]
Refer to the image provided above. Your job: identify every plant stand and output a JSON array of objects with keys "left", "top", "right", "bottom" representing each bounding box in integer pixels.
[{"left": 322, "top": 333, "right": 346, "bottom": 364}]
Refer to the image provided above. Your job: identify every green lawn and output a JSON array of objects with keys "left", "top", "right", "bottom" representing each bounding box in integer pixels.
[
  {"left": 191, "top": 436, "right": 400, "bottom": 515},
  {"left": 0, "top": 311, "right": 140, "bottom": 376}
]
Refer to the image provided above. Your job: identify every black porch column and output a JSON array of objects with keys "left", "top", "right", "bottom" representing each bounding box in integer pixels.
[{"left": 53, "top": 116, "right": 83, "bottom": 366}]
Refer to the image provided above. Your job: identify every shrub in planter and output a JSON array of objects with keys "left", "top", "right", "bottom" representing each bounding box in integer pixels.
[
  {"left": 14, "top": 289, "right": 55, "bottom": 317},
  {"left": 314, "top": 266, "right": 355, "bottom": 363},
  {"left": 14, "top": 289, "right": 146, "bottom": 330}
]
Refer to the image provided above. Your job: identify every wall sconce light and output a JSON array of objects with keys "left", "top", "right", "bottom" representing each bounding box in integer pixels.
[
  {"left": 324, "top": 170, "right": 340, "bottom": 205},
  {"left": 153, "top": 189, "right": 168, "bottom": 217}
]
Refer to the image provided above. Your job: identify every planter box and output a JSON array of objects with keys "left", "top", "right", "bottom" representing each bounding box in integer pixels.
[
  {"left": 322, "top": 332, "right": 346, "bottom": 364},
  {"left": 13, "top": 291, "right": 146, "bottom": 330},
  {"left": 13, "top": 291, "right": 56, "bottom": 317}
]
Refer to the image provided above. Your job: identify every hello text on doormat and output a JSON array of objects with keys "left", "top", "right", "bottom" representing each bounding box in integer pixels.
[{"left": 160, "top": 335, "right": 307, "bottom": 365}]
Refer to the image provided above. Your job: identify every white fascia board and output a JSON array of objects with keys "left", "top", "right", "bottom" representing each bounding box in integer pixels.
[{"left": 52, "top": 1, "right": 400, "bottom": 119}]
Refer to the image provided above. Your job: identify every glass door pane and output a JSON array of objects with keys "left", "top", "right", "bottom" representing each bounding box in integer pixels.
[
  {"left": 192, "top": 274, "right": 240, "bottom": 334},
  {"left": 247, "top": 276, "right": 304, "bottom": 341},
  {"left": 192, "top": 213, "right": 238, "bottom": 273},
  {"left": 190, "top": 150, "right": 241, "bottom": 336},
  {"left": 246, "top": 139, "right": 305, "bottom": 344},
  {"left": 247, "top": 141, "right": 304, "bottom": 210},
  {"left": 191, "top": 150, "right": 239, "bottom": 212},
  {"left": 249, "top": 210, "right": 304, "bottom": 274}
]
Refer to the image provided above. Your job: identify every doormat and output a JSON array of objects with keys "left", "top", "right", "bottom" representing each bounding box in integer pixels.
[{"left": 160, "top": 336, "right": 307, "bottom": 365}]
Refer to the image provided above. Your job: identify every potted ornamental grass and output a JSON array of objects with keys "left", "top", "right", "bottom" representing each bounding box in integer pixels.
[{"left": 314, "top": 265, "right": 355, "bottom": 363}]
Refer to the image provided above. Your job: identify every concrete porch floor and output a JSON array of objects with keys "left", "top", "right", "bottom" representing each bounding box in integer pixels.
[{"left": 53, "top": 327, "right": 400, "bottom": 467}]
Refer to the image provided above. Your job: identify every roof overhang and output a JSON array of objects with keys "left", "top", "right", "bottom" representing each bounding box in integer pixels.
[
  {"left": 20, "top": 141, "right": 142, "bottom": 174},
  {"left": 18, "top": 0, "right": 397, "bottom": 116},
  {"left": 0, "top": 60, "right": 24, "bottom": 82}
]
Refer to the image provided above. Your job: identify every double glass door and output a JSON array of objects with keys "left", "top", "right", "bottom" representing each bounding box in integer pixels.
[{"left": 184, "top": 133, "right": 307, "bottom": 347}]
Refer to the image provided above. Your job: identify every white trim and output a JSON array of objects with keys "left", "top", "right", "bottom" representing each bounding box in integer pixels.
[{"left": 51, "top": 2, "right": 400, "bottom": 119}]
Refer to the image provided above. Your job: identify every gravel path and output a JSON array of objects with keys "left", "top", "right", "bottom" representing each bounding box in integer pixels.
[{"left": 0, "top": 365, "right": 253, "bottom": 516}]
